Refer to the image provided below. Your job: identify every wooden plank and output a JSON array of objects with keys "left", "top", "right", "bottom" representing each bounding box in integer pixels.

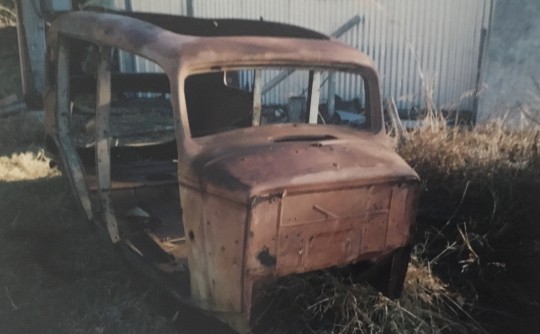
[
  {"left": 56, "top": 38, "right": 94, "bottom": 221},
  {"left": 15, "top": 0, "right": 46, "bottom": 105},
  {"left": 252, "top": 69, "right": 262, "bottom": 126},
  {"left": 327, "top": 72, "right": 336, "bottom": 118},
  {"left": 95, "top": 46, "right": 121, "bottom": 243},
  {"left": 308, "top": 71, "right": 321, "bottom": 124},
  {"left": 0, "top": 102, "right": 26, "bottom": 117}
]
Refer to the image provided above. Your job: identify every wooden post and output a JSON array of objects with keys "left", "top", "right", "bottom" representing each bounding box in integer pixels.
[
  {"left": 56, "top": 37, "right": 94, "bottom": 222},
  {"left": 327, "top": 72, "right": 336, "bottom": 118},
  {"left": 95, "top": 46, "right": 121, "bottom": 243},
  {"left": 15, "top": 0, "right": 46, "bottom": 108},
  {"left": 252, "top": 70, "right": 262, "bottom": 126},
  {"left": 307, "top": 71, "right": 321, "bottom": 124}
]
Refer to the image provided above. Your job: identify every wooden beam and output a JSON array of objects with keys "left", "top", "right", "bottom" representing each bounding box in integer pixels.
[
  {"left": 56, "top": 37, "right": 94, "bottom": 222},
  {"left": 327, "top": 72, "right": 336, "bottom": 118},
  {"left": 252, "top": 70, "right": 262, "bottom": 126},
  {"left": 15, "top": 0, "right": 46, "bottom": 107},
  {"left": 95, "top": 46, "right": 121, "bottom": 243},
  {"left": 307, "top": 71, "right": 321, "bottom": 124}
]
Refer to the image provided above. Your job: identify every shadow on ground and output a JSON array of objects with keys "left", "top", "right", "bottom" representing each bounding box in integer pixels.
[{"left": 0, "top": 176, "right": 234, "bottom": 334}]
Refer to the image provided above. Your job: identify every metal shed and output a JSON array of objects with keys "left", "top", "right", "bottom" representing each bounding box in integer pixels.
[
  {"left": 115, "top": 0, "right": 493, "bottom": 115},
  {"left": 17, "top": 0, "right": 494, "bottom": 117}
]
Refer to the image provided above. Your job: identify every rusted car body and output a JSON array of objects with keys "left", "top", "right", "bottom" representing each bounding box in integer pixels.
[{"left": 44, "top": 10, "right": 420, "bottom": 332}]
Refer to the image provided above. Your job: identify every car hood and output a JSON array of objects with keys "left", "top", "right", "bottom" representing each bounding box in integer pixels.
[{"left": 180, "top": 124, "right": 419, "bottom": 203}]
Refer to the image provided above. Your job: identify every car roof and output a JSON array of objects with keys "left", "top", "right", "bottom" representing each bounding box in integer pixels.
[
  {"left": 109, "top": 10, "right": 329, "bottom": 39},
  {"left": 50, "top": 11, "right": 377, "bottom": 74}
]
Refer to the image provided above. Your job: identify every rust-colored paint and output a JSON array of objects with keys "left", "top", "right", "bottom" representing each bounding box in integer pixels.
[{"left": 44, "top": 10, "right": 420, "bottom": 333}]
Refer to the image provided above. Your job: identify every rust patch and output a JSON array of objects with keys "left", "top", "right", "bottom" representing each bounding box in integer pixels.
[{"left": 256, "top": 247, "right": 277, "bottom": 267}]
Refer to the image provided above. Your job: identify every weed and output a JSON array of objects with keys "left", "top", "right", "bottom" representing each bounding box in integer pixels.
[{"left": 397, "top": 108, "right": 540, "bottom": 333}]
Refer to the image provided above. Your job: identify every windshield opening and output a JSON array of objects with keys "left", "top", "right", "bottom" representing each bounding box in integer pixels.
[{"left": 184, "top": 67, "right": 370, "bottom": 138}]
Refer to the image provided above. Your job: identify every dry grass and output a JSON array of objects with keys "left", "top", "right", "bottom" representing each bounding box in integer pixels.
[
  {"left": 0, "top": 113, "right": 55, "bottom": 180},
  {"left": 399, "top": 116, "right": 540, "bottom": 191},
  {"left": 254, "top": 258, "right": 485, "bottom": 334},
  {"left": 397, "top": 112, "right": 540, "bottom": 333},
  {"left": 0, "top": 2, "right": 15, "bottom": 27},
  {"left": 0, "top": 150, "right": 59, "bottom": 181}
]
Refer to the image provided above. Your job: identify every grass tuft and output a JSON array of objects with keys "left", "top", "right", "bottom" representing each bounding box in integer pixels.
[
  {"left": 254, "top": 258, "right": 486, "bottom": 334},
  {"left": 397, "top": 112, "right": 540, "bottom": 333},
  {"left": 0, "top": 150, "right": 59, "bottom": 181}
]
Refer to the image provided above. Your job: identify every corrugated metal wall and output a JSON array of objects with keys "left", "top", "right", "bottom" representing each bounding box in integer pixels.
[{"left": 124, "top": 0, "right": 492, "bottom": 111}]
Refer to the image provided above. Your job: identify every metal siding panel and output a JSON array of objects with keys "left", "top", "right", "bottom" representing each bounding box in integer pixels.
[
  {"left": 449, "top": 1, "right": 460, "bottom": 108},
  {"left": 458, "top": 0, "right": 472, "bottom": 110},
  {"left": 391, "top": 2, "right": 401, "bottom": 106},
  {"left": 412, "top": 0, "right": 422, "bottom": 109},
  {"left": 402, "top": 1, "right": 414, "bottom": 109},
  {"left": 128, "top": 0, "right": 491, "bottom": 112},
  {"left": 435, "top": 1, "right": 445, "bottom": 106},
  {"left": 454, "top": 0, "right": 466, "bottom": 110}
]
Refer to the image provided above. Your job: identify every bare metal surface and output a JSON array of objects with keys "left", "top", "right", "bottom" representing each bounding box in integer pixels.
[{"left": 45, "top": 10, "right": 420, "bottom": 333}]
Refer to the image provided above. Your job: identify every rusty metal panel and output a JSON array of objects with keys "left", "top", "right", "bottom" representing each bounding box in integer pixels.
[
  {"left": 387, "top": 185, "right": 410, "bottom": 247},
  {"left": 180, "top": 187, "right": 247, "bottom": 313},
  {"left": 123, "top": 0, "right": 188, "bottom": 73},
  {"left": 130, "top": 0, "right": 492, "bottom": 111},
  {"left": 273, "top": 184, "right": 406, "bottom": 274},
  {"left": 245, "top": 196, "right": 281, "bottom": 276},
  {"left": 47, "top": 9, "right": 422, "bottom": 333}
]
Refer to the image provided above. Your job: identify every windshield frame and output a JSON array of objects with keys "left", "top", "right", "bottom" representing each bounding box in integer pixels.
[{"left": 177, "top": 63, "right": 383, "bottom": 153}]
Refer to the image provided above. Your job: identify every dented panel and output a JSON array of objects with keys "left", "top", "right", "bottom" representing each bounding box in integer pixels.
[{"left": 180, "top": 186, "right": 247, "bottom": 312}]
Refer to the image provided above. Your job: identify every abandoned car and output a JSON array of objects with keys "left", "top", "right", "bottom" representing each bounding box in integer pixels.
[{"left": 44, "top": 9, "right": 420, "bottom": 333}]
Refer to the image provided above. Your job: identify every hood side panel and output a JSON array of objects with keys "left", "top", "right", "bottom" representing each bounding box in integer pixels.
[{"left": 180, "top": 187, "right": 248, "bottom": 313}]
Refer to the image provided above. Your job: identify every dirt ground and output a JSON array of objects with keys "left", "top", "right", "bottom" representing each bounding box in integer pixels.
[{"left": 0, "top": 166, "right": 242, "bottom": 334}]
